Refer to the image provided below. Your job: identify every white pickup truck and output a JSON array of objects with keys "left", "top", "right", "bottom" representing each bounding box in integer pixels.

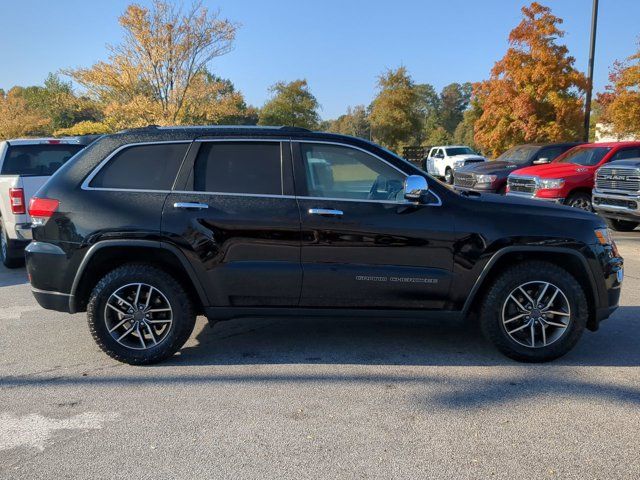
[
  {"left": 423, "top": 145, "right": 487, "bottom": 184},
  {"left": 0, "top": 138, "right": 90, "bottom": 267}
]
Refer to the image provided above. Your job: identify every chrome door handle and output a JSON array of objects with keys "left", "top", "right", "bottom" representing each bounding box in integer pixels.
[
  {"left": 308, "top": 208, "right": 343, "bottom": 217},
  {"left": 173, "top": 202, "right": 209, "bottom": 210}
]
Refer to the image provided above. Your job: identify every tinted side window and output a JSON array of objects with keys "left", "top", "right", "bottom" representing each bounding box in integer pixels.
[
  {"left": 193, "top": 142, "right": 282, "bottom": 195},
  {"left": 611, "top": 148, "right": 640, "bottom": 161},
  {"left": 537, "top": 146, "right": 564, "bottom": 161},
  {"left": 90, "top": 143, "right": 189, "bottom": 190},
  {"left": 300, "top": 143, "right": 405, "bottom": 200}
]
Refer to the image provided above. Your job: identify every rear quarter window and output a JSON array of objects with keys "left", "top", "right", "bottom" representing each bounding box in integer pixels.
[
  {"left": 1, "top": 144, "right": 84, "bottom": 176},
  {"left": 89, "top": 143, "right": 190, "bottom": 190}
]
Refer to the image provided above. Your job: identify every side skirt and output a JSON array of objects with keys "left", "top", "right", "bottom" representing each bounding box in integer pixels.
[{"left": 204, "top": 307, "right": 464, "bottom": 323}]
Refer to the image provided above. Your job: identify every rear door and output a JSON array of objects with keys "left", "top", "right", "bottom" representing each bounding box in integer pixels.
[{"left": 163, "top": 139, "right": 302, "bottom": 307}]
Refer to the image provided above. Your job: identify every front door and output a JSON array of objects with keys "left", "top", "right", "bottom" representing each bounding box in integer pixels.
[
  {"left": 163, "top": 139, "right": 302, "bottom": 307},
  {"left": 293, "top": 141, "right": 455, "bottom": 309}
]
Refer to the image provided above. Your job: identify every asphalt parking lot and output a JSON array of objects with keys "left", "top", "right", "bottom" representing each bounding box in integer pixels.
[{"left": 1, "top": 234, "right": 639, "bottom": 479}]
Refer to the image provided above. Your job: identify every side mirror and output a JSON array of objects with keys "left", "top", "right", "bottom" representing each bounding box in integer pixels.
[
  {"left": 533, "top": 157, "right": 550, "bottom": 164},
  {"left": 404, "top": 175, "right": 429, "bottom": 202}
]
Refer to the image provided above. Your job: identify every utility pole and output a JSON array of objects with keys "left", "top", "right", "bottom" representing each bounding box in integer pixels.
[{"left": 583, "top": 0, "right": 599, "bottom": 142}]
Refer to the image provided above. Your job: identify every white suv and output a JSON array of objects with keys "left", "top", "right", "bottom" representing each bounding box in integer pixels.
[
  {"left": 0, "top": 138, "right": 89, "bottom": 267},
  {"left": 424, "top": 145, "right": 486, "bottom": 184}
]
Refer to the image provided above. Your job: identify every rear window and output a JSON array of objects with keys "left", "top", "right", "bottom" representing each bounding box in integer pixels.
[
  {"left": 1, "top": 144, "right": 84, "bottom": 176},
  {"left": 89, "top": 143, "right": 189, "bottom": 190}
]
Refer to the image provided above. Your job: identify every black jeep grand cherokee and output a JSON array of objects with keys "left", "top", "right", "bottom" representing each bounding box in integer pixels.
[{"left": 26, "top": 126, "right": 623, "bottom": 364}]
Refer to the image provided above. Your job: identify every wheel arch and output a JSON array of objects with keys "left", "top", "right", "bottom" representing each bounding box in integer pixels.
[
  {"left": 70, "top": 240, "right": 209, "bottom": 314},
  {"left": 463, "top": 247, "right": 599, "bottom": 331}
]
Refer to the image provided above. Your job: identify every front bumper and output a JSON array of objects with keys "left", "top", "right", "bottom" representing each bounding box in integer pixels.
[
  {"left": 593, "top": 191, "right": 640, "bottom": 221},
  {"left": 506, "top": 192, "right": 565, "bottom": 204}
]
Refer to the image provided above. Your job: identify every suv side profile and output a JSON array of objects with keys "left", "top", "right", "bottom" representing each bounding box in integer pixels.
[{"left": 27, "top": 126, "right": 623, "bottom": 365}]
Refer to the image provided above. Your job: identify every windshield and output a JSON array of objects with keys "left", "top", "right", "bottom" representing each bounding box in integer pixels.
[
  {"left": 1, "top": 144, "right": 84, "bottom": 176},
  {"left": 554, "top": 146, "right": 611, "bottom": 166},
  {"left": 495, "top": 145, "right": 539, "bottom": 164},
  {"left": 446, "top": 147, "right": 475, "bottom": 156}
]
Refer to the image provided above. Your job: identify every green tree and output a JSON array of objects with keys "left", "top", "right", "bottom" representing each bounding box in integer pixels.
[
  {"left": 369, "top": 67, "right": 421, "bottom": 151},
  {"left": 19, "top": 73, "right": 102, "bottom": 133},
  {"left": 258, "top": 79, "right": 320, "bottom": 129},
  {"left": 453, "top": 101, "right": 483, "bottom": 150},
  {"left": 327, "top": 105, "right": 370, "bottom": 139},
  {"left": 439, "top": 82, "right": 472, "bottom": 135}
]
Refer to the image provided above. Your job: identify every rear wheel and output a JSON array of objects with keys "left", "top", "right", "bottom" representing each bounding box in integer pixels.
[
  {"left": 87, "top": 264, "right": 196, "bottom": 365},
  {"left": 566, "top": 192, "right": 593, "bottom": 211},
  {"left": 605, "top": 218, "right": 639, "bottom": 232},
  {"left": 479, "top": 261, "right": 587, "bottom": 362},
  {"left": 444, "top": 167, "right": 454, "bottom": 184},
  {"left": 0, "top": 219, "right": 23, "bottom": 269}
]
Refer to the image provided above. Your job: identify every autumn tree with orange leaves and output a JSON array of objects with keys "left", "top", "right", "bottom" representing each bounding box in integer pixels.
[
  {"left": 597, "top": 40, "right": 640, "bottom": 139},
  {"left": 474, "top": 2, "right": 587, "bottom": 156}
]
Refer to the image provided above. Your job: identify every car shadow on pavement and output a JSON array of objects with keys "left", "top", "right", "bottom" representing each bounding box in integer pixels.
[
  {"left": 165, "top": 305, "right": 640, "bottom": 368},
  {"left": 0, "top": 265, "right": 28, "bottom": 287}
]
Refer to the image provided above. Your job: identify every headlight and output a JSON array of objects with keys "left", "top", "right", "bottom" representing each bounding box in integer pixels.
[
  {"left": 537, "top": 178, "right": 564, "bottom": 189},
  {"left": 594, "top": 228, "right": 613, "bottom": 246},
  {"left": 475, "top": 174, "right": 497, "bottom": 184}
]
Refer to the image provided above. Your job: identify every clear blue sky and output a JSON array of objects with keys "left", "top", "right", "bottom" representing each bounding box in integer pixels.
[{"left": 1, "top": 0, "right": 638, "bottom": 119}]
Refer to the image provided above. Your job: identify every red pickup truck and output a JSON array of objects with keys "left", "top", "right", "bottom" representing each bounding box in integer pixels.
[{"left": 506, "top": 142, "right": 640, "bottom": 211}]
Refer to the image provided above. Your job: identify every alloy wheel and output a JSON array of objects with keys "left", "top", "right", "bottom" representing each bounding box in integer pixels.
[
  {"left": 104, "top": 283, "right": 173, "bottom": 350},
  {"left": 501, "top": 281, "right": 571, "bottom": 348},
  {"left": 569, "top": 197, "right": 592, "bottom": 211}
]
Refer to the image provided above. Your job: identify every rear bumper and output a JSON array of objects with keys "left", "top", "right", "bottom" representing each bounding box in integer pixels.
[
  {"left": 31, "top": 288, "right": 72, "bottom": 313},
  {"left": 15, "top": 223, "right": 32, "bottom": 240}
]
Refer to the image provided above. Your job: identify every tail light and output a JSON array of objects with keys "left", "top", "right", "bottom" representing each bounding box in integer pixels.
[
  {"left": 28, "top": 197, "right": 60, "bottom": 226},
  {"left": 9, "top": 188, "right": 26, "bottom": 214}
]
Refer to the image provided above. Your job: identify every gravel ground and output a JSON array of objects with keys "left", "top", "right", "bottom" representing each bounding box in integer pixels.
[{"left": 0, "top": 234, "right": 638, "bottom": 479}]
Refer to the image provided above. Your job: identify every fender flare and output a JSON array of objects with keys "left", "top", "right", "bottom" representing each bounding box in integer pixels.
[
  {"left": 461, "top": 246, "right": 599, "bottom": 316},
  {"left": 69, "top": 239, "right": 210, "bottom": 313}
]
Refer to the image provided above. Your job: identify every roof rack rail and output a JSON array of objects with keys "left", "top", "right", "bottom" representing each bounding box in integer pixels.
[{"left": 277, "top": 126, "right": 311, "bottom": 132}]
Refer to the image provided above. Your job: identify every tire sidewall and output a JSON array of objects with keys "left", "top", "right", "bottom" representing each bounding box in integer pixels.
[
  {"left": 87, "top": 265, "right": 195, "bottom": 365},
  {"left": 481, "top": 263, "right": 587, "bottom": 362}
]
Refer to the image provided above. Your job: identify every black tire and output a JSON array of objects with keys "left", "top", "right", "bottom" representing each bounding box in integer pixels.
[
  {"left": 605, "top": 218, "right": 639, "bottom": 232},
  {"left": 87, "top": 264, "right": 196, "bottom": 365},
  {"left": 479, "top": 261, "right": 588, "bottom": 362},
  {"left": 444, "top": 168, "right": 454, "bottom": 184},
  {"left": 566, "top": 192, "right": 593, "bottom": 212},
  {"left": 0, "top": 219, "right": 23, "bottom": 269}
]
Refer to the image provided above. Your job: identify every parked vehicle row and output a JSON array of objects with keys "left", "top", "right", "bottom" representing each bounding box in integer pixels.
[
  {"left": 24, "top": 126, "right": 622, "bottom": 366},
  {"left": 454, "top": 143, "right": 582, "bottom": 194},
  {"left": 448, "top": 141, "right": 640, "bottom": 231},
  {"left": 0, "top": 137, "right": 96, "bottom": 267}
]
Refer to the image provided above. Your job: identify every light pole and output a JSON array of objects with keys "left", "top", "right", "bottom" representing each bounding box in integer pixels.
[{"left": 584, "top": 0, "right": 599, "bottom": 142}]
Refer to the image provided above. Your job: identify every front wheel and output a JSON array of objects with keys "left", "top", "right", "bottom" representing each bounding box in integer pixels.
[
  {"left": 566, "top": 192, "right": 593, "bottom": 211},
  {"left": 87, "top": 264, "right": 196, "bottom": 365},
  {"left": 479, "top": 261, "right": 587, "bottom": 362},
  {"left": 605, "top": 218, "right": 639, "bottom": 232},
  {"left": 444, "top": 167, "right": 454, "bottom": 184}
]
